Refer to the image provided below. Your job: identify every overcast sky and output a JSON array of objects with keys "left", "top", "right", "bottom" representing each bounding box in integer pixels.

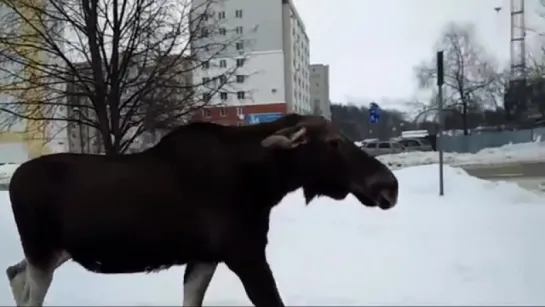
[{"left": 294, "top": 0, "right": 544, "bottom": 111}]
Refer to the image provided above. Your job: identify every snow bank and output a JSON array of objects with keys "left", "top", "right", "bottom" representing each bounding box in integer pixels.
[
  {"left": 378, "top": 141, "right": 545, "bottom": 169},
  {"left": 0, "top": 164, "right": 19, "bottom": 186},
  {"left": 0, "top": 164, "right": 544, "bottom": 305}
]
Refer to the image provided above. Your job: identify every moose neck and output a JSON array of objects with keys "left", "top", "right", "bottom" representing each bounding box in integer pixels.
[
  {"left": 233, "top": 121, "right": 307, "bottom": 209},
  {"left": 150, "top": 115, "right": 307, "bottom": 209}
]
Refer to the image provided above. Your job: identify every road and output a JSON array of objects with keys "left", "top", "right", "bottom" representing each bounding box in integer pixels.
[
  {"left": 463, "top": 161, "right": 545, "bottom": 179},
  {"left": 463, "top": 162, "right": 545, "bottom": 193}
]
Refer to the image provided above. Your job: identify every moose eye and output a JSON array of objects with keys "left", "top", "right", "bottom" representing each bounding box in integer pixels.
[{"left": 329, "top": 139, "right": 340, "bottom": 148}]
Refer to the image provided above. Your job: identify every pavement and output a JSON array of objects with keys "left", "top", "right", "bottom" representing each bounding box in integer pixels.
[
  {"left": 462, "top": 162, "right": 545, "bottom": 193},
  {"left": 463, "top": 161, "right": 545, "bottom": 179}
]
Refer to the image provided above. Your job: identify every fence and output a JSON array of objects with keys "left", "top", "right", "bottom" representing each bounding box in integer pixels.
[{"left": 441, "top": 127, "right": 545, "bottom": 153}]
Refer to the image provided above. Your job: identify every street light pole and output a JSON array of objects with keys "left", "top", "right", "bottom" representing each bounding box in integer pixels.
[{"left": 437, "top": 51, "right": 445, "bottom": 196}]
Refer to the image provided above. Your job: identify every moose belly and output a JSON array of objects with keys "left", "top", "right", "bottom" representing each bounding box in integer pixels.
[{"left": 66, "top": 235, "right": 197, "bottom": 274}]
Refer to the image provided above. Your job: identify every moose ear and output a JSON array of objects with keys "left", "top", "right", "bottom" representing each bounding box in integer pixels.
[{"left": 261, "top": 127, "right": 307, "bottom": 149}]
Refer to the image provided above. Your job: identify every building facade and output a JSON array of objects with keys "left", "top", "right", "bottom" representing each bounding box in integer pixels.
[
  {"left": 310, "top": 64, "right": 332, "bottom": 120},
  {"left": 190, "top": 0, "right": 311, "bottom": 125},
  {"left": 0, "top": 2, "right": 69, "bottom": 163}
]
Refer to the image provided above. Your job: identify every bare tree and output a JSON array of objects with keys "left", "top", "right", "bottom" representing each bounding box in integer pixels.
[
  {"left": 414, "top": 22, "right": 498, "bottom": 135},
  {"left": 0, "top": 0, "right": 250, "bottom": 155},
  {"left": 485, "top": 68, "right": 510, "bottom": 111}
]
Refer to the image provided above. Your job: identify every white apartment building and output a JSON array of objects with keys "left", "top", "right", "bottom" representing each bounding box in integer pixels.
[
  {"left": 191, "top": 0, "right": 311, "bottom": 125},
  {"left": 310, "top": 63, "right": 332, "bottom": 120}
]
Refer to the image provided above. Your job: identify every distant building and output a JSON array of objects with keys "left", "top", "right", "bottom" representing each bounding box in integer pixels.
[
  {"left": 190, "top": 0, "right": 311, "bottom": 125},
  {"left": 310, "top": 64, "right": 331, "bottom": 120}
]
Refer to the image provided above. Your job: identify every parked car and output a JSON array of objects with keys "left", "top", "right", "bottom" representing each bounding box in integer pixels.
[
  {"left": 398, "top": 138, "right": 433, "bottom": 152},
  {"left": 358, "top": 138, "right": 379, "bottom": 147},
  {"left": 360, "top": 140, "right": 405, "bottom": 156}
]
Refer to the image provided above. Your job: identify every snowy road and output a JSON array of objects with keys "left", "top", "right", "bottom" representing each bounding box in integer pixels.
[
  {"left": 463, "top": 162, "right": 545, "bottom": 193},
  {"left": 464, "top": 161, "right": 545, "bottom": 179}
]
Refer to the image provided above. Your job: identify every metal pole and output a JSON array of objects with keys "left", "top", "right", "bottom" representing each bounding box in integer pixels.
[{"left": 437, "top": 51, "right": 445, "bottom": 196}]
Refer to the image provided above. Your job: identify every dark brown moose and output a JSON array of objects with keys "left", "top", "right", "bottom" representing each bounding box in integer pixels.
[{"left": 6, "top": 114, "right": 398, "bottom": 307}]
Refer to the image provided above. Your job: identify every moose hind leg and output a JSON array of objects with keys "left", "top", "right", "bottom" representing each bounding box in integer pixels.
[
  {"left": 6, "top": 252, "right": 70, "bottom": 306},
  {"left": 24, "top": 263, "right": 55, "bottom": 307},
  {"left": 183, "top": 262, "right": 218, "bottom": 306},
  {"left": 6, "top": 259, "right": 28, "bottom": 306},
  {"left": 224, "top": 254, "right": 284, "bottom": 307},
  {"left": 25, "top": 252, "right": 71, "bottom": 306}
]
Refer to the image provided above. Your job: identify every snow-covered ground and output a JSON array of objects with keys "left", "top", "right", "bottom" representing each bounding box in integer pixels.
[
  {"left": 0, "top": 165, "right": 544, "bottom": 305},
  {"left": 378, "top": 141, "right": 545, "bottom": 169},
  {"left": 0, "top": 164, "right": 19, "bottom": 186}
]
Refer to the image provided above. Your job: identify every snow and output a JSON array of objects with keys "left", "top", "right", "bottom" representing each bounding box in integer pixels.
[
  {"left": 378, "top": 141, "right": 545, "bottom": 169},
  {"left": 0, "top": 164, "right": 19, "bottom": 186},
  {"left": 1, "top": 165, "right": 544, "bottom": 305}
]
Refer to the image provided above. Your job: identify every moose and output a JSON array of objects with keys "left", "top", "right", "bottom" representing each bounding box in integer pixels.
[{"left": 6, "top": 114, "right": 398, "bottom": 307}]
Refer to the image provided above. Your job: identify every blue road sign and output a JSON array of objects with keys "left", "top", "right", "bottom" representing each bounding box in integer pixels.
[
  {"left": 245, "top": 112, "right": 283, "bottom": 125},
  {"left": 369, "top": 102, "right": 381, "bottom": 124}
]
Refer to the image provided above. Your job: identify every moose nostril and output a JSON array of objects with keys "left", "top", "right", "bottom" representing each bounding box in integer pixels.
[{"left": 381, "top": 189, "right": 398, "bottom": 208}]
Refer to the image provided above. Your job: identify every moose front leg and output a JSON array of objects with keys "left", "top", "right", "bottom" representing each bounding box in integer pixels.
[
  {"left": 224, "top": 252, "right": 284, "bottom": 307},
  {"left": 183, "top": 262, "right": 218, "bottom": 306}
]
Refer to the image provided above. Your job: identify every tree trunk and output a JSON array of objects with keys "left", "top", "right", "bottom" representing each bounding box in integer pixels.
[{"left": 462, "top": 101, "right": 469, "bottom": 135}]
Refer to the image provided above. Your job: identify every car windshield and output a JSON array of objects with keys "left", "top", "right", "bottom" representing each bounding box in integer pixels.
[{"left": 419, "top": 138, "right": 431, "bottom": 145}]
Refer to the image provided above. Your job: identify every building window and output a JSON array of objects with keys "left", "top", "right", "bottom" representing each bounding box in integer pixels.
[
  {"left": 203, "top": 93, "right": 211, "bottom": 102},
  {"left": 201, "top": 28, "right": 208, "bottom": 37},
  {"left": 236, "top": 107, "right": 244, "bottom": 116},
  {"left": 236, "top": 75, "right": 245, "bottom": 83},
  {"left": 219, "top": 59, "right": 227, "bottom": 68},
  {"left": 202, "top": 108, "right": 211, "bottom": 117},
  {"left": 219, "top": 27, "right": 226, "bottom": 35},
  {"left": 235, "top": 9, "right": 243, "bottom": 18},
  {"left": 218, "top": 11, "right": 225, "bottom": 19},
  {"left": 237, "top": 91, "right": 245, "bottom": 99},
  {"left": 201, "top": 13, "right": 208, "bottom": 21},
  {"left": 235, "top": 26, "right": 243, "bottom": 34},
  {"left": 202, "top": 62, "right": 209, "bottom": 69},
  {"left": 202, "top": 77, "right": 210, "bottom": 84},
  {"left": 220, "top": 92, "right": 228, "bottom": 100},
  {"left": 236, "top": 42, "right": 244, "bottom": 50},
  {"left": 219, "top": 107, "right": 227, "bottom": 117},
  {"left": 236, "top": 58, "right": 245, "bottom": 67},
  {"left": 219, "top": 75, "right": 227, "bottom": 84}
]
